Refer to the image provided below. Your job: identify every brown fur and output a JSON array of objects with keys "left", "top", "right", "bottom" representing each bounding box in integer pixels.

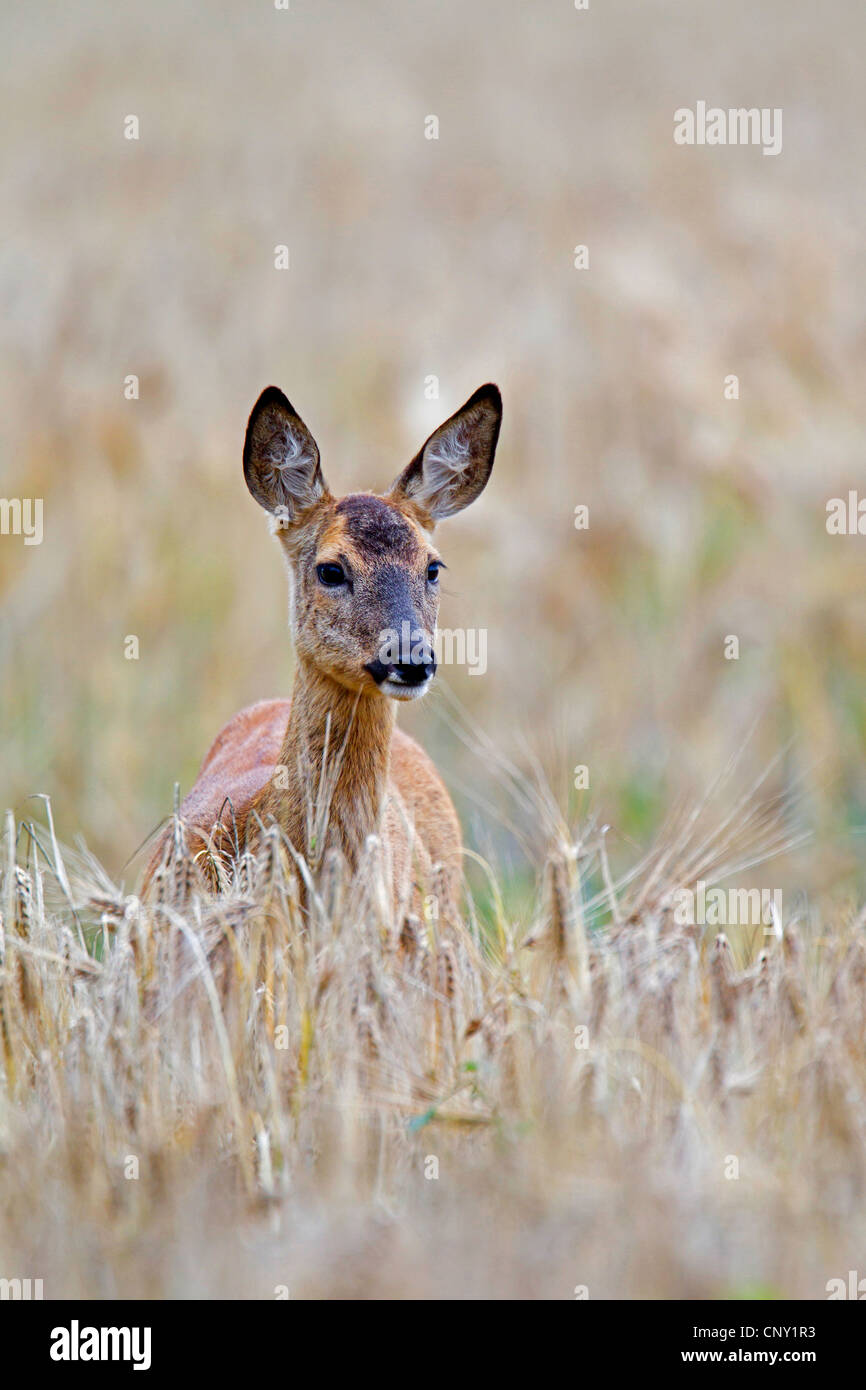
[
  {"left": 143, "top": 382, "right": 502, "bottom": 920},
  {"left": 143, "top": 695, "right": 461, "bottom": 913}
]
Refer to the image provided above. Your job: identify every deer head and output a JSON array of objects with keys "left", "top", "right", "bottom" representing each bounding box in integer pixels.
[{"left": 242, "top": 383, "right": 502, "bottom": 700}]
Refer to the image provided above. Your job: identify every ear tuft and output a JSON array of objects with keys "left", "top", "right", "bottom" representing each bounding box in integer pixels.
[
  {"left": 390, "top": 383, "right": 502, "bottom": 523},
  {"left": 243, "top": 386, "right": 328, "bottom": 521}
]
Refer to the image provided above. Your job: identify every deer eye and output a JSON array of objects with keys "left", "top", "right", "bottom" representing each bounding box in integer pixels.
[
  {"left": 316, "top": 562, "right": 346, "bottom": 587},
  {"left": 427, "top": 561, "right": 441, "bottom": 583}
]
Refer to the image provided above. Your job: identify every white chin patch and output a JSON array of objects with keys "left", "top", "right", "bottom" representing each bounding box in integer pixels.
[{"left": 382, "top": 677, "right": 430, "bottom": 701}]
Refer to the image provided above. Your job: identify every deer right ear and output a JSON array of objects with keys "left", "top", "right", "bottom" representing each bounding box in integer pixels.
[
  {"left": 243, "top": 386, "right": 329, "bottom": 521},
  {"left": 389, "top": 383, "right": 502, "bottom": 524}
]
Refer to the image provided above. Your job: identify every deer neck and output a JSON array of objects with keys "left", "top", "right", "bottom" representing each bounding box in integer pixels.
[{"left": 268, "top": 659, "right": 396, "bottom": 869}]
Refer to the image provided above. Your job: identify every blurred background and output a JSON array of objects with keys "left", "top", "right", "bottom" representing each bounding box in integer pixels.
[{"left": 2, "top": 0, "right": 865, "bottom": 908}]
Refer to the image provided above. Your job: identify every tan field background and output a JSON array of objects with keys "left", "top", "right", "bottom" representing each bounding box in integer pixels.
[{"left": 2, "top": 0, "right": 866, "bottom": 1301}]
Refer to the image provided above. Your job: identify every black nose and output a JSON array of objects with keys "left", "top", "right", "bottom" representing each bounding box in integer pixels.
[{"left": 390, "top": 659, "right": 435, "bottom": 686}]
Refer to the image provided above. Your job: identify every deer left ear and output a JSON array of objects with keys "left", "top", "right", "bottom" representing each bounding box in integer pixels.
[
  {"left": 243, "top": 386, "right": 329, "bottom": 522},
  {"left": 390, "top": 383, "right": 502, "bottom": 523}
]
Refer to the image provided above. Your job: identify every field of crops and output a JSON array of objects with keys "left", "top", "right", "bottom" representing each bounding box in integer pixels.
[{"left": 2, "top": 0, "right": 865, "bottom": 1298}]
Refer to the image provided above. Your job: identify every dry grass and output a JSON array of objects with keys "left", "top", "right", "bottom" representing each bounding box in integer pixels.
[{"left": 1, "top": 772, "right": 864, "bottom": 1300}]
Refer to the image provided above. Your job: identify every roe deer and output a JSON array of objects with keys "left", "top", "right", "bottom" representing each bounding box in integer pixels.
[{"left": 143, "top": 383, "right": 502, "bottom": 919}]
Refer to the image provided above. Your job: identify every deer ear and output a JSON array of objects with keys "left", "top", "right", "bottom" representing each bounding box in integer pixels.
[
  {"left": 243, "top": 386, "right": 329, "bottom": 521},
  {"left": 390, "top": 383, "right": 502, "bottom": 523}
]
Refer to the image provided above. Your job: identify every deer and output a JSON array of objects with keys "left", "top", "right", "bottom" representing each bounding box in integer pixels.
[{"left": 143, "top": 382, "right": 502, "bottom": 923}]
